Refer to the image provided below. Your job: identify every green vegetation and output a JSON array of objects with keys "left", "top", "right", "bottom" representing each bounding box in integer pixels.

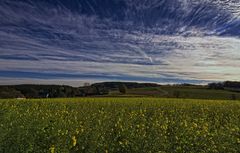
[
  {"left": 0, "top": 82, "right": 158, "bottom": 99},
  {"left": 0, "top": 98, "right": 240, "bottom": 152},
  {"left": 2, "top": 81, "right": 240, "bottom": 100},
  {"left": 110, "top": 86, "right": 240, "bottom": 100},
  {"left": 160, "top": 86, "right": 240, "bottom": 100},
  {"left": 0, "top": 84, "right": 110, "bottom": 99},
  {"left": 118, "top": 84, "right": 127, "bottom": 94}
]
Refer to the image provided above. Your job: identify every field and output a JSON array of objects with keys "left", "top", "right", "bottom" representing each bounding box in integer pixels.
[
  {"left": 109, "top": 86, "right": 240, "bottom": 100},
  {"left": 0, "top": 98, "right": 240, "bottom": 153}
]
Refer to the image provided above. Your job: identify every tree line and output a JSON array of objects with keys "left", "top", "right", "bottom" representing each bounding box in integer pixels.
[
  {"left": 0, "top": 85, "right": 108, "bottom": 99},
  {"left": 1, "top": 81, "right": 240, "bottom": 99},
  {"left": 208, "top": 81, "right": 240, "bottom": 90},
  {"left": 0, "top": 82, "right": 160, "bottom": 98}
]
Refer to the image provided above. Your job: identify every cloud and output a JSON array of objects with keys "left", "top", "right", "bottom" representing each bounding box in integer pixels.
[{"left": 0, "top": 0, "right": 240, "bottom": 85}]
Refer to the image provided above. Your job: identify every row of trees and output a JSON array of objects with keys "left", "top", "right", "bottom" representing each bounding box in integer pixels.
[
  {"left": 0, "top": 85, "right": 109, "bottom": 99},
  {"left": 2, "top": 81, "right": 239, "bottom": 99},
  {"left": 208, "top": 81, "right": 240, "bottom": 90},
  {"left": 0, "top": 82, "right": 156, "bottom": 98}
]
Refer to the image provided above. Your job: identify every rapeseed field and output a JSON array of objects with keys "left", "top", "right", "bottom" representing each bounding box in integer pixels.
[{"left": 0, "top": 98, "right": 239, "bottom": 153}]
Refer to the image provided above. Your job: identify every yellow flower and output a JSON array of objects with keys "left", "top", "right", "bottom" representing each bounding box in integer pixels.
[
  {"left": 72, "top": 136, "right": 77, "bottom": 147},
  {"left": 193, "top": 123, "right": 198, "bottom": 128},
  {"left": 76, "top": 129, "right": 79, "bottom": 135},
  {"left": 237, "top": 138, "right": 240, "bottom": 144},
  {"left": 49, "top": 145, "right": 55, "bottom": 153}
]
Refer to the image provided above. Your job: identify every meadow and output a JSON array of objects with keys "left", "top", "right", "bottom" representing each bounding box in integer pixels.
[{"left": 0, "top": 98, "right": 240, "bottom": 153}]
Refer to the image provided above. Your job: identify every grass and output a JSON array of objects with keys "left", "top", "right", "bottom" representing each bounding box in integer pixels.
[
  {"left": 0, "top": 98, "right": 240, "bottom": 153},
  {"left": 111, "top": 86, "right": 240, "bottom": 100}
]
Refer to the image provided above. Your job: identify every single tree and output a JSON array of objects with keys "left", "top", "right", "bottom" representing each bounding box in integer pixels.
[{"left": 118, "top": 84, "right": 127, "bottom": 94}]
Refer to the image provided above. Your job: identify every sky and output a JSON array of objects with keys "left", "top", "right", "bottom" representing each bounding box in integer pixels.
[{"left": 0, "top": 0, "right": 240, "bottom": 86}]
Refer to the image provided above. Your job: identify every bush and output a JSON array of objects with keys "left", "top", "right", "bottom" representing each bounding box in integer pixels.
[{"left": 118, "top": 84, "right": 127, "bottom": 94}]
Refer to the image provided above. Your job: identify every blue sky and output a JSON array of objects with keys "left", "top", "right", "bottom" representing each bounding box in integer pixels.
[{"left": 0, "top": 0, "right": 240, "bottom": 86}]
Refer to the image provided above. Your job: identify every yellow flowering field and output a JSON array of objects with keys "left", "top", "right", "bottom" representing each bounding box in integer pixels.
[{"left": 0, "top": 98, "right": 239, "bottom": 153}]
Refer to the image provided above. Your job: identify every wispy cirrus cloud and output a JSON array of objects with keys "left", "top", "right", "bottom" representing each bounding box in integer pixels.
[{"left": 0, "top": 0, "right": 240, "bottom": 86}]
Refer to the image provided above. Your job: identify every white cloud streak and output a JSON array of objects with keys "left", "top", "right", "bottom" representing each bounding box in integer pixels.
[{"left": 0, "top": 0, "right": 240, "bottom": 85}]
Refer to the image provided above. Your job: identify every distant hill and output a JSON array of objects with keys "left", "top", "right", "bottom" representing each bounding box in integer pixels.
[
  {"left": 92, "top": 82, "right": 160, "bottom": 89},
  {"left": 0, "top": 85, "right": 82, "bottom": 99},
  {"left": 1, "top": 81, "right": 240, "bottom": 99},
  {"left": 0, "top": 82, "right": 160, "bottom": 99}
]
